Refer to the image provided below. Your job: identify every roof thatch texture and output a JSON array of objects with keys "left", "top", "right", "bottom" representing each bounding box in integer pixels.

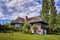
[
  {"left": 11, "top": 16, "right": 24, "bottom": 23},
  {"left": 11, "top": 16, "right": 47, "bottom": 24}
]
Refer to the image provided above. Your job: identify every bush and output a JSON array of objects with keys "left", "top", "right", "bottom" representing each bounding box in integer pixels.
[
  {"left": 10, "top": 27, "right": 18, "bottom": 32},
  {"left": 10, "top": 27, "right": 23, "bottom": 32},
  {"left": 0, "top": 30, "right": 11, "bottom": 33},
  {"left": 23, "top": 22, "right": 31, "bottom": 34},
  {"left": 0, "top": 24, "right": 12, "bottom": 33},
  {"left": 32, "top": 25, "right": 38, "bottom": 33},
  {"left": 1, "top": 30, "right": 7, "bottom": 33},
  {"left": 23, "top": 22, "right": 30, "bottom": 30},
  {"left": 19, "top": 27, "right": 23, "bottom": 32},
  {"left": 0, "top": 24, "right": 23, "bottom": 33},
  {"left": 54, "top": 27, "right": 60, "bottom": 32},
  {"left": 23, "top": 28, "right": 30, "bottom": 34}
]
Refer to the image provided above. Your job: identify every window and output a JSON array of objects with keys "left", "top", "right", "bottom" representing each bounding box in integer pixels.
[{"left": 14, "top": 24, "right": 22, "bottom": 27}]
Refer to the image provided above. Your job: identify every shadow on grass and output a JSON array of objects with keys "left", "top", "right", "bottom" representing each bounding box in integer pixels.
[
  {"left": 26, "top": 32, "right": 60, "bottom": 35},
  {"left": 48, "top": 32, "right": 60, "bottom": 35},
  {"left": 0, "top": 32, "right": 60, "bottom": 35}
]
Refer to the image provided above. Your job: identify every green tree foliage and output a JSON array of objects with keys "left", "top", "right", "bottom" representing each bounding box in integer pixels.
[
  {"left": 23, "top": 22, "right": 30, "bottom": 33},
  {"left": 5, "top": 23, "right": 13, "bottom": 28},
  {"left": 41, "top": 0, "right": 58, "bottom": 32},
  {"left": 41, "top": 0, "right": 49, "bottom": 22},
  {"left": 56, "top": 12, "right": 60, "bottom": 27},
  {"left": 0, "top": 24, "right": 23, "bottom": 33},
  {"left": 23, "top": 22, "right": 30, "bottom": 30},
  {"left": 0, "top": 24, "right": 11, "bottom": 33},
  {"left": 49, "top": 0, "right": 57, "bottom": 31},
  {"left": 32, "top": 25, "right": 38, "bottom": 33}
]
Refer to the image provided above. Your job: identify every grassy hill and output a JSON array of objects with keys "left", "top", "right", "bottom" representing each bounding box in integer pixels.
[{"left": 0, "top": 33, "right": 60, "bottom": 40}]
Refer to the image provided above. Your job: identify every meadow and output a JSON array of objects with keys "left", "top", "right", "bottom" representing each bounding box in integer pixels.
[{"left": 0, "top": 33, "right": 60, "bottom": 40}]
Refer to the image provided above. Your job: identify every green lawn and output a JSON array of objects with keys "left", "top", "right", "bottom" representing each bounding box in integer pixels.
[{"left": 0, "top": 33, "right": 60, "bottom": 40}]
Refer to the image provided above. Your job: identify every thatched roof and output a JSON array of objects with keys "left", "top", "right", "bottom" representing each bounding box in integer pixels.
[
  {"left": 28, "top": 16, "right": 43, "bottom": 23},
  {"left": 11, "top": 16, "right": 47, "bottom": 24},
  {"left": 11, "top": 16, "right": 24, "bottom": 24}
]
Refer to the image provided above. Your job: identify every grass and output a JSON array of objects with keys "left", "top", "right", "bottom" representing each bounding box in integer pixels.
[{"left": 0, "top": 32, "right": 60, "bottom": 40}]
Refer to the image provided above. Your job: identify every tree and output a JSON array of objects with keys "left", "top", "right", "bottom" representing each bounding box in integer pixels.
[
  {"left": 54, "top": 13, "right": 60, "bottom": 32},
  {"left": 0, "top": 24, "right": 11, "bottom": 33},
  {"left": 23, "top": 22, "right": 30, "bottom": 33},
  {"left": 23, "top": 22, "right": 30, "bottom": 30},
  {"left": 57, "top": 12, "right": 60, "bottom": 27},
  {"left": 4, "top": 23, "right": 13, "bottom": 28},
  {"left": 41, "top": 0, "right": 49, "bottom": 22},
  {"left": 49, "top": 0, "right": 57, "bottom": 31}
]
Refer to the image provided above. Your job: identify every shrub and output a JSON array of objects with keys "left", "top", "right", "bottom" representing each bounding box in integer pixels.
[
  {"left": 23, "top": 22, "right": 30, "bottom": 34},
  {"left": 32, "top": 25, "right": 38, "bottom": 33},
  {"left": 23, "top": 22, "right": 30, "bottom": 30},
  {"left": 23, "top": 28, "right": 28, "bottom": 33},
  {"left": 10, "top": 27, "right": 23, "bottom": 32},
  {"left": 54, "top": 27, "right": 60, "bottom": 32}
]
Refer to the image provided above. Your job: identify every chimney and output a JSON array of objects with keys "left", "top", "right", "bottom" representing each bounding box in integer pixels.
[{"left": 24, "top": 16, "right": 28, "bottom": 22}]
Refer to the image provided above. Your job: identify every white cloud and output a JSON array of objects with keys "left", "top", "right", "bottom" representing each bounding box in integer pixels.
[
  {"left": 54, "top": 0, "right": 59, "bottom": 3},
  {"left": 1, "top": 0, "right": 41, "bottom": 20},
  {"left": 0, "top": 12, "right": 4, "bottom": 17},
  {"left": 0, "top": 0, "right": 60, "bottom": 20},
  {"left": 56, "top": 5, "right": 60, "bottom": 13}
]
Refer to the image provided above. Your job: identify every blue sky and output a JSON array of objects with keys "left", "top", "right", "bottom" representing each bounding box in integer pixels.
[{"left": 0, "top": 0, "right": 60, "bottom": 24}]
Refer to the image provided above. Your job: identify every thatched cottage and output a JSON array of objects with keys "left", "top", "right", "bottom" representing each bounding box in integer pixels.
[{"left": 11, "top": 16, "right": 51, "bottom": 34}]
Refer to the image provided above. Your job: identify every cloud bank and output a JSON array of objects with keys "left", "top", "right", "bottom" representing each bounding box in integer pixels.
[{"left": 0, "top": 0, "right": 60, "bottom": 20}]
